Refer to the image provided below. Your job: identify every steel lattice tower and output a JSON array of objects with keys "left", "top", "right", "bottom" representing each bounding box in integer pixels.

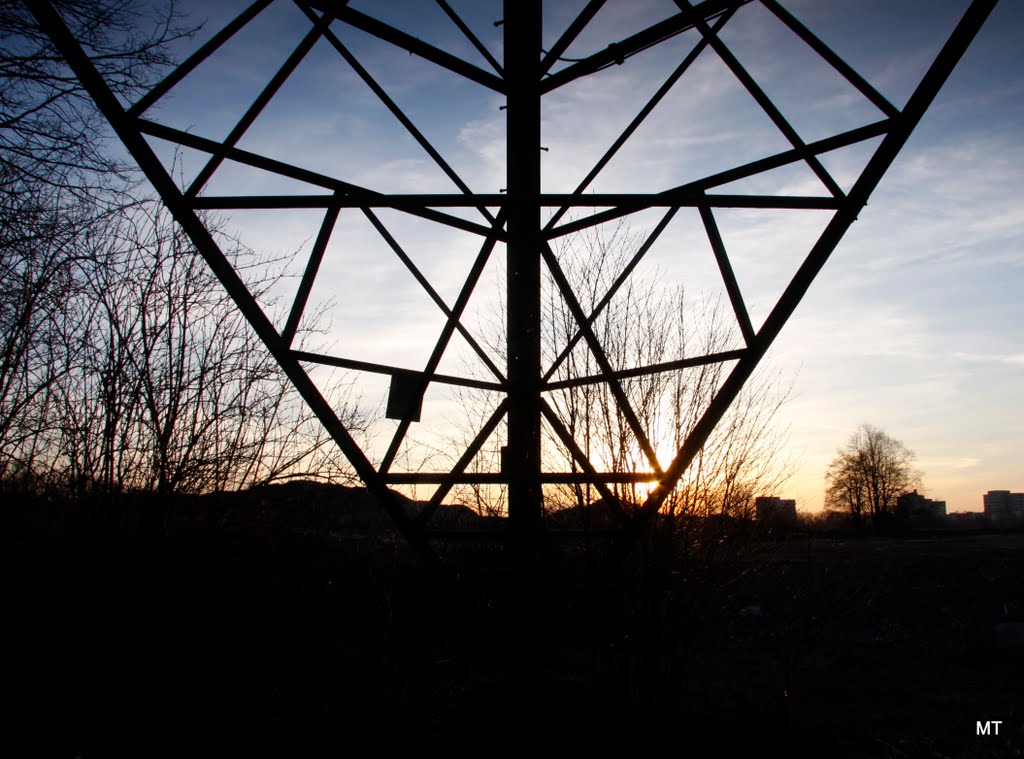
[{"left": 28, "top": 0, "right": 999, "bottom": 561}]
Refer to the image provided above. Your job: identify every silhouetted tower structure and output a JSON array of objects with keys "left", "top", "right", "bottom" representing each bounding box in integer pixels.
[
  {"left": 27, "top": 0, "right": 1000, "bottom": 560},
  {"left": 504, "top": 0, "right": 544, "bottom": 537}
]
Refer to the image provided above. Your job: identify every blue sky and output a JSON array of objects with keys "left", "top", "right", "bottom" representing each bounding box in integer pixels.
[{"left": 137, "top": 0, "right": 1023, "bottom": 511}]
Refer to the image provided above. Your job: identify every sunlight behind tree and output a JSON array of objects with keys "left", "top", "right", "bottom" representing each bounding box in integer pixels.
[{"left": 444, "top": 219, "right": 794, "bottom": 519}]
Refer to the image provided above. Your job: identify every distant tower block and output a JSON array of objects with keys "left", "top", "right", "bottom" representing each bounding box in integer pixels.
[
  {"left": 26, "top": 0, "right": 1001, "bottom": 559},
  {"left": 755, "top": 496, "right": 797, "bottom": 526},
  {"left": 984, "top": 490, "right": 1024, "bottom": 526},
  {"left": 897, "top": 490, "right": 947, "bottom": 525}
]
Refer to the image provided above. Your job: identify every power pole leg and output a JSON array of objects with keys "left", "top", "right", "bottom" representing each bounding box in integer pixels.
[{"left": 505, "top": 0, "right": 543, "bottom": 542}]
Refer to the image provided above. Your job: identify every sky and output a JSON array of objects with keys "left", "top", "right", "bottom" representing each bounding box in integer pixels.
[{"left": 129, "top": 0, "right": 1023, "bottom": 512}]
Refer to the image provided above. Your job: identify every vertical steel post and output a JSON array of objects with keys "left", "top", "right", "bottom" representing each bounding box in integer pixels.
[{"left": 504, "top": 0, "right": 543, "bottom": 538}]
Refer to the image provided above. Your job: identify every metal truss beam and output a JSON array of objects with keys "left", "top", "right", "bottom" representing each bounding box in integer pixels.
[
  {"left": 504, "top": 0, "right": 544, "bottom": 538},
  {"left": 305, "top": 0, "right": 506, "bottom": 92},
  {"left": 30, "top": 0, "right": 1000, "bottom": 557},
  {"left": 637, "top": 0, "right": 1000, "bottom": 525},
  {"left": 385, "top": 472, "right": 659, "bottom": 485},
  {"left": 539, "top": 0, "right": 752, "bottom": 94},
  {"left": 187, "top": 193, "right": 839, "bottom": 211}
]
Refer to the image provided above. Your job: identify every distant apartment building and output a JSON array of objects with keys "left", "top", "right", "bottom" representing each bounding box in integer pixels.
[
  {"left": 983, "top": 490, "right": 1024, "bottom": 525},
  {"left": 755, "top": 496, "right": 797, "bottom": 525},
  {"left": 897, "top": 490, "right": 947, "bottom": 524}
]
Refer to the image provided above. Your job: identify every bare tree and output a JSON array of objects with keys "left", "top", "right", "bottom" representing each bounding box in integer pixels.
[
  {"left": 543, "top": 221, "right": 793, "bottom": 521},
  {"left": 1, "top": 2, "right": 369, "bottom": 497},
  {"left": 1, "top": 0, "right": 189, "bottom": 194},
  {"left": 0, "top": 0, "right": 191, "bottom": 490},
  {"left": 446, "top": 220, "right": 793, "bottom": 523},
  {"left": 0, "top": 180, "right": 125, "bottom": 486},
  {"left": 44, "top": 200, "right": 367, "bottom": 497},
  {"left": 825, "top": 423, "right": 922, "bottom": 527},
  {"left": 517, "top": 222, "right": 798, "bottom": 714}
]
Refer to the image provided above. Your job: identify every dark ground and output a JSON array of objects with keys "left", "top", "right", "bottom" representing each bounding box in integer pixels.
[{"left": 3, "top": 488, "right": 1022, "bottom": 758}]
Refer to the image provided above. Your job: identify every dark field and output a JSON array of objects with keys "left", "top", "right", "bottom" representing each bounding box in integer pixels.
[{"left": 4, "top": 490, "right": 1022, "bottom": 758}]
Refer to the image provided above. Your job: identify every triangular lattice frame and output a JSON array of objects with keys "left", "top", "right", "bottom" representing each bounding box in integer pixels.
[{"left": 28, "top": 0, "right": 999, "bottom": 559}]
